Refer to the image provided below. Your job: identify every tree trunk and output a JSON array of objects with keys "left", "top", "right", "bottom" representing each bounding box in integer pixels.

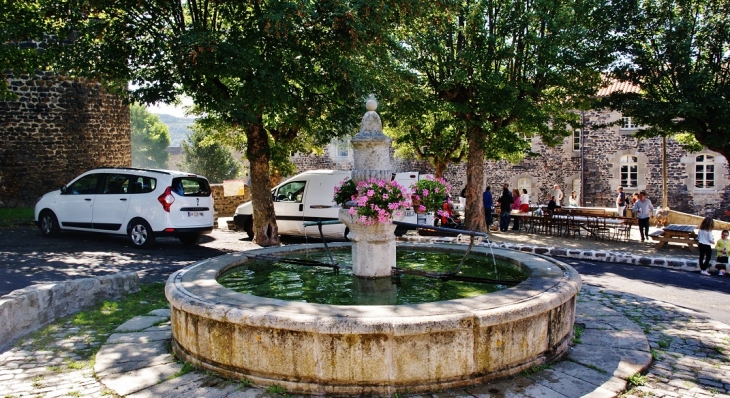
[
  {"left": 434, "top": 160, "right": 447, "bottom": 179},
  {"left": 246, "top": 123, "right": 280, "bottom": 247},
  {"left": 463, "top": 126, "right": 486, "bottom": 232}
]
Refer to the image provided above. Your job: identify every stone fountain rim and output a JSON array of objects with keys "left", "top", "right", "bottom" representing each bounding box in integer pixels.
[{"left": 166, "top": 243, "right": 581, "bottom": 333}]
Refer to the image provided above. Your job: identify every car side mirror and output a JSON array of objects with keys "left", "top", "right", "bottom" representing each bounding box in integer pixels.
[{"left": 60, "top": 186, "right": 67, "bottom": 194}]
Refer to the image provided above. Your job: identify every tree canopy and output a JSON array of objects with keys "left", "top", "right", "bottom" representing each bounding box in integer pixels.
[
  {"left": 130, "top": 104, "right": 171, "bottom": 169},
  {"left": 602, "top": 0, "right": 730, "bottom": 160},
  {"left": 392, "top": 0, "right": 618, "bottom": 231},
  {"left": 39, "top": 0, "right": 417, "bottom": 246}
]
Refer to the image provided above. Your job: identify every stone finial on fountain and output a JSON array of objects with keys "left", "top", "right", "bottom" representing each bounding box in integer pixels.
[{"left": 350, "top": 96, "right": 392, "bottom": 183}]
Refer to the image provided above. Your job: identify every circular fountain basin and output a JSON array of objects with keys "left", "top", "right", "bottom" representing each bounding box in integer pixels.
[{"left": 166, "top": 242, "right": 581, "bottom": 395}]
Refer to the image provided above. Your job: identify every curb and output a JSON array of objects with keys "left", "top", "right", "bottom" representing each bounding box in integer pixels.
[
  {"left": 0, "top": 271, "right": 140, "bottom": 352},
  {"left": 400, "top": 235, "right": 704, "bottom": 272}
]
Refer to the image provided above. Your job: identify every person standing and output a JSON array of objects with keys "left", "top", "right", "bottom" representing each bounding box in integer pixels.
[
  {"left": 497, "top": 185, "right": 513, "bottom": 232},
  {"left": 715, "top": 230, "right": 729, "bottom": 276},
  {"left": 510, "top": 189, "right": 521, "bottom": 230},
  {"left": 616, "top": 187, "right": 626, "bottom": 217},
  {"left": 483, "top": 186, "right": 494, "bottom": 229},
  {"left": 697, "top": 217, "right": 716, "bottom": 276},
  {"left": 550, "top": 184, "right": 564, "bottom": 208},
  {"left": 632, "top": 191, "right": 654, "bottom": 242},
  {"left": 519, "top": 189, "right": 530, "bottom": 213}
]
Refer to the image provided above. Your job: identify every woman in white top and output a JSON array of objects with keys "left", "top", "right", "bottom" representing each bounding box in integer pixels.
[
  {"left": 519, "top": 189, "right": 530, "bottom": 212},
  {"left": 697, "top": 216, "right": 715, "bottom": 275},
  {"left": 568, "top": 191, "right": 579, "bottom": 207}
]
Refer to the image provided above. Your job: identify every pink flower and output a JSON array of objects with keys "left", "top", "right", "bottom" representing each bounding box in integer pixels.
[
  {"left": 349, "top": 207, "right": 356, "bottom": 215},
  {"left": 418, "top": 205, "right": 426, "bottom": 212},
  {"left": 422, "top": 189, "right": 429, "bottom": 197},
  {"left": 382, "top": 194, "right": 389, "bottom": 200},
  {"left": 367, "top": 189, "right": 375, "bottom": 197}
]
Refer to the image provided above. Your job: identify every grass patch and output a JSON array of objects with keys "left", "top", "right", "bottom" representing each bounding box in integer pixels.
[
  {"left": 19, "top": 283, "right": 168, "bottom": 357},
  {"left": 520, "top": 363, "right": 551, "bottom": 376},
  {"left": 657, "top": 337, "right": 672, "bottom": 349},
  {"left": 266, "top": 384, "right": 288, "bottom": 396},
  {"left": 572, "top": 324, "right": 585, "bottom": 344},
  {"left": 0, "top": 207, "right": 34, "bottom": 227},
  {"left": 239, "top": 378, "right": 253, "bottom": 388},
  {"left": 627, "top": 373, "right": 648, "bottom": 388}
]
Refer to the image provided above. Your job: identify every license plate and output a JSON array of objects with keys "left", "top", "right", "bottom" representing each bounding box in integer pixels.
[{"left": 188, "top": 211, "right": 204, "bottom": 217}]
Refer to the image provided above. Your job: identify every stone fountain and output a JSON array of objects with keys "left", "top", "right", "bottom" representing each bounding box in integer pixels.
[
  {"left": 165, "top": 99, "right": 581, "bottom": 395},
  {"left": 338, "top": 97, "right": 398, "bottom": 278}
]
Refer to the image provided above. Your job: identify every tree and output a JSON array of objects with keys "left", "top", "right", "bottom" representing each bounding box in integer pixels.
[
  {"left": 602, "top": 0, "right": 730, "bottom": 160},
  {"left": 43, "top": 0, "right": 417, "bottom": 246},
  {"left": 0, "top": 0, "right": 57, "bottom": 100},
  {"left": 130, "top": 104, "right": 171, "bottom": 169},
  {"left": 180, "top": 128, "right": 241, "bottom": 183},
  {"left": 393, "top": 0, "right": 617, "bottom": 231},
  {"left": 383, "top": 91, "right": 466, "bottom": 178}
]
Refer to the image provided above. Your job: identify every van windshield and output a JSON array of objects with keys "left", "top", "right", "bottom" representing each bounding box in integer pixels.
[{"left": 275, "top": 181, "right": 306, "bottom": 203}]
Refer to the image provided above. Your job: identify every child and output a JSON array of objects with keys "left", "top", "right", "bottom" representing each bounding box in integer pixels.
[
  {"left": 716, "top": 230, "right": 729, "bottom": 276},
  {"left": 697, "top": 217, "right": 715, "bottom": 276}
]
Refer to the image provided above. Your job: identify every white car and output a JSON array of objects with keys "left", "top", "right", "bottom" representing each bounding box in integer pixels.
[{"left": 34, "top": 167, "right": 215, "bottom": 248}]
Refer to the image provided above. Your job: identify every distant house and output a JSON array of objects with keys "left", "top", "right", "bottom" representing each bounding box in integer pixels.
[{"left": 291, "top": 82, "right": 730, "bottom": 219}]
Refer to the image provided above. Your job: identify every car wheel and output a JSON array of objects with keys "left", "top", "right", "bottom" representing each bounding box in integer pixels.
[
  {"left": 39, "top": 210, "right": 60, "bottom": 237},
  {"left": 178, "top": 234, "right": 200, "bottom": 245},
  {"left": 128, "top": 219, "right": 155, "bottom": 248},
  {"left": 243, "top": 218, "right": 254, "bottom": 240}
]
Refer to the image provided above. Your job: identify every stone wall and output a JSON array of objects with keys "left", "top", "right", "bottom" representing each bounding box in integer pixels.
[
  {"left": 0, "top": 72, "right": 131, "bottom": 207},
  {"left": 211, "top": 184, "right": 250, "bottom": 217},
  {"left": 292, "top": 108, "right": 730, "bottom": 219},
  {"left": 0, "top": 272, "right": 139, "bottom": 352}
]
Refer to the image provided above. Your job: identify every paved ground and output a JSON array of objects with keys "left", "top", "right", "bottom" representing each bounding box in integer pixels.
[{"left": 2, "top": 219, "right": 730, "bottom": 397}]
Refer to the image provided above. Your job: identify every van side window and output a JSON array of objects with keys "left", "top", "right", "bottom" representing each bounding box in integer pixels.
[
  {"left": 275, "top": 181, "right": 306, "bottom": 203},
  {"left": 103, "top": 174, "right": 131, "bottom": 194}
]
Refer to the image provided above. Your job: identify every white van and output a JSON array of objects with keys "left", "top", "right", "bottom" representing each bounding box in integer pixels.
[
  {"left": 233, "top": 170, "right": 435, "bottom": 240},
  {"left": 233, "top": 170, "right": 352, "bottom": 239}
]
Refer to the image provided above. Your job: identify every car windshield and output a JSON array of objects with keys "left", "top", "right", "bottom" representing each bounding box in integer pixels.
[{"left": 171, "top": 177, "right": 211, "bottom": 197}]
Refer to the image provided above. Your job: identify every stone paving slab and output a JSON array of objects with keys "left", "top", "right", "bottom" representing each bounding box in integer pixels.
[
  {"left": 105, "top": 329, "right": 172, "bottom": 344},
  {"left": 94, "top": 340, "right": 172, "bottom": 375},
  {"left": 101, "top": 362, "right": 183, "bottom": 396},
  {"left": 114, "top": 315, "right": 168, "bottom": 332}
]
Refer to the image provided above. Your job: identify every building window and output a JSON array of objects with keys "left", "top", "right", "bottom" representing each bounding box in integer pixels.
[
  {"left": 695, "top": 154, "right": 715, "bottom": 188},
  {"left": 620, "top": 155, "right": 638, "bottom": 188},
  {"left": 336, "top": 140, "right": 349, "bottom": 157},
  {"left": 620, "top": 117, "right": 637, "bottom": 130},
  {"left": 573, "top": 129, "right": 581, "bottom": 151}
]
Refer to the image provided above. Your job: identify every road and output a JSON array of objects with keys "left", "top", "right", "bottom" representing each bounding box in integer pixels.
[{"left": 3, "top": 224, "right": 730, "bottom": 326}]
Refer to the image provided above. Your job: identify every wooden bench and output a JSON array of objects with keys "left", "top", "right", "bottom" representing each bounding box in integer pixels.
[{"left": 649, "top": 224, "right": 698, "bottom": 252}]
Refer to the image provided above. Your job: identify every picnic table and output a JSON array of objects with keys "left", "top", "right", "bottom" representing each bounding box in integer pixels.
[{"left": 649, "top": 224, "right": 698, "bottom": 252}]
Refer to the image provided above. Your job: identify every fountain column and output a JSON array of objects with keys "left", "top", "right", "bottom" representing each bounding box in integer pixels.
[{"left": 339, "top": 98, "right": 397, "bottom": 278}]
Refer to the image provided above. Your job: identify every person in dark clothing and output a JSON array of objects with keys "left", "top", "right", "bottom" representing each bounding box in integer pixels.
[
  {"left": 547, "top": 196, "right": 557, "bottom": 212},
  {"left": 483, "top": 186, "right": 494, "bottom": 229},
  {"left": 497, "top": 186, "right": 513, "bottom": 232}
]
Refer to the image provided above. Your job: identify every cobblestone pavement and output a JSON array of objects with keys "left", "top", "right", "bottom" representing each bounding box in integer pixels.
[{"left": 2, "top": 283, "right": 730, "bottom": 397}]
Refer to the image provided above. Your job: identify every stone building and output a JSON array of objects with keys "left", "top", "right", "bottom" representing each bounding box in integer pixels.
[
  {"left": 292, "top": 111, "right": 730, "bottom": 220},
  {"left": 0, "top": 72, "right": 130, "bottom": 207}
]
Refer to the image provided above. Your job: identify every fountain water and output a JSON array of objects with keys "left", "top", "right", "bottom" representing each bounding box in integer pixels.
[{"left": 165, "top": 99, "right": 581, "bottom": 395}]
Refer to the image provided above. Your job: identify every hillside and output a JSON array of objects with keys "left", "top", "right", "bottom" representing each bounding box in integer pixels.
[{"left": 156, "top": 114, "right": 195, "bottom": 147}]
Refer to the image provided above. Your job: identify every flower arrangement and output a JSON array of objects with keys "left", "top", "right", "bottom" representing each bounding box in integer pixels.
[
  {"left": 410, "top": 176, "right": 452, "bottom": 215},
  {"left": 334, "top": 178, "right": 410, "bottom": 225}
]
